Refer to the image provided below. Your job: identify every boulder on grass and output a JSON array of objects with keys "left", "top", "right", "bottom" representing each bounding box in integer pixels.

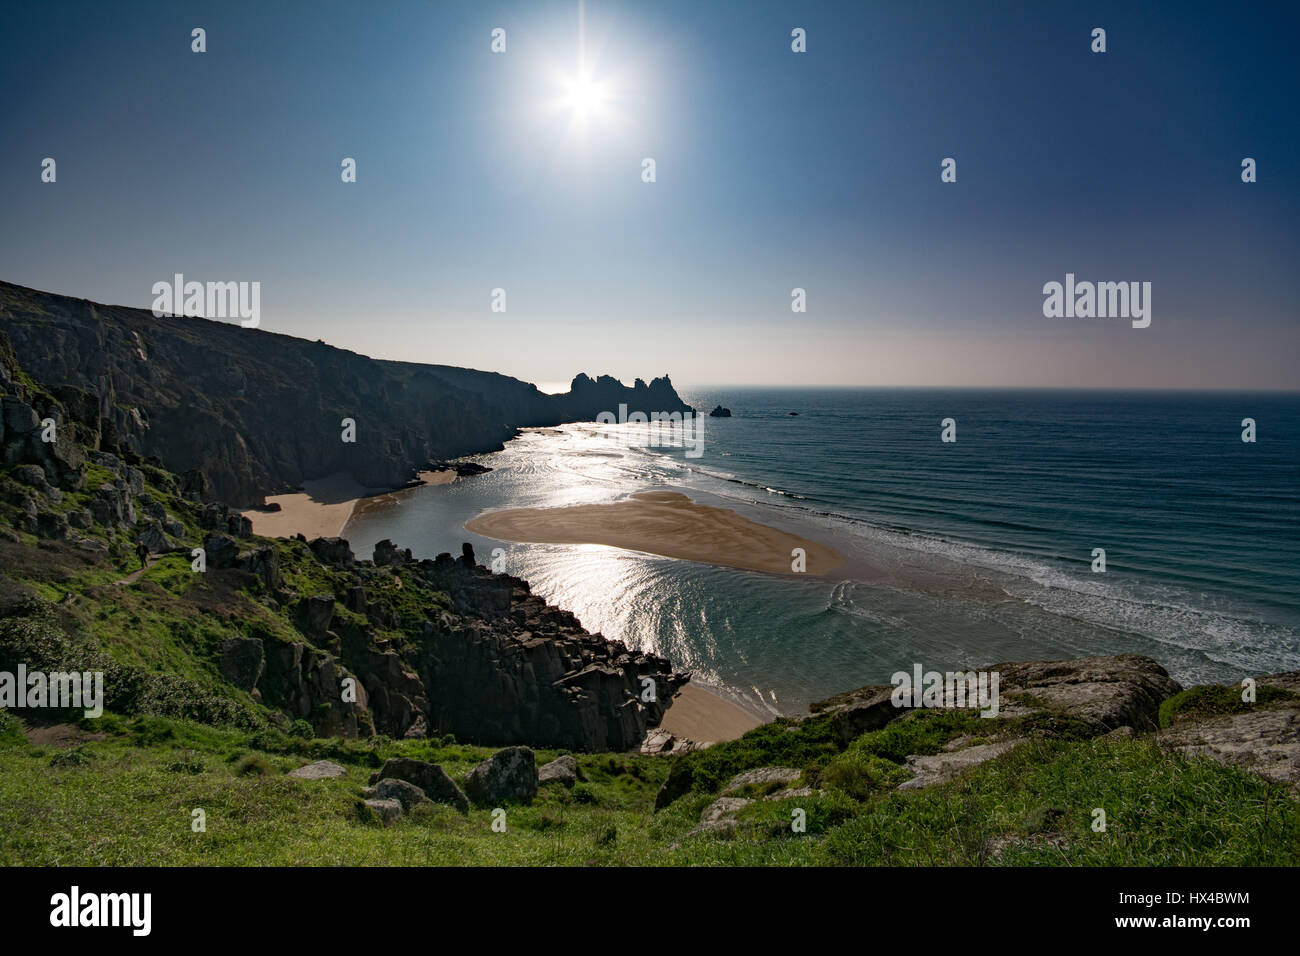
[
  {"left": 364, "top": 798, "right": 403, "bottom": 826},
  {"left": 464, "top": 746, "right": 538, "bottom": 805},
  {"left": 375, "top": 777, "right": 431, "bottom": 811},
  {"left": 538, "top": 754, "right": 578, "bottom": 788},
  {"left": 367, "top": 758, "right": 469, "bottom": 813},
  {"left": 288, "top": 759, "right": 347, "bottom": 780}
]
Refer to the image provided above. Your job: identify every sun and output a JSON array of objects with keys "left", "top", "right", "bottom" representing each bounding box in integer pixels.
[
  {"left": 536, "top": 1, "right": 635, "bottom": 143},
  {"left": 558, "top": 70, "right": 611, "bottom": 121}
]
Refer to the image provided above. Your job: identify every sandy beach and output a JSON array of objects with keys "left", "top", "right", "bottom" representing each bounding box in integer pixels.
[
  {"left": 660, "top": 684, "right": 764, "bottom": 742},
  {"left": 465, "top": 490, "right": 846, "bottom": 574},
  {"left": 243, "top": 469, "right": 456, "bottom": 539}
]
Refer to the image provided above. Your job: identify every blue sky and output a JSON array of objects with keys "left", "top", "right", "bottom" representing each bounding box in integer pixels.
[{"left": 2, "top": 0, "right": 1297, "bottom": 389}]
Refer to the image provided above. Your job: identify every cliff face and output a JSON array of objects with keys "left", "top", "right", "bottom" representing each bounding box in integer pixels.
[
  {"left": 0, "top": 332, "right": 687, "bottom": 751},
  {"left": 348, "top": 542, "right": 688, "bottom": 750},
  {"left": 0, "top": 281, "right": 693, "bottom": 507}
]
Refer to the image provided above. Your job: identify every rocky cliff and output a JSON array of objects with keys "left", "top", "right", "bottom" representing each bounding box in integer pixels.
[
  {"left": 0, "top": 281, "right": 693, "bottom": 507},
  {"left": 0, "top": 330, "right": 686, "bottom": 751}
]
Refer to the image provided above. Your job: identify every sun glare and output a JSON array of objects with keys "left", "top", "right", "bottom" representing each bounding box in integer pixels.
[
  {"left": 559, "top": 71, "right": 610, "bottom": 121},
  {"left": 536, "top": 2, "right": 638, "bottom": 146}
]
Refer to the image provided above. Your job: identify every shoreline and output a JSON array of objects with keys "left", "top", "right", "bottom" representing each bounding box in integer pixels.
[
  {"left": 242, "top": 469, "right": 456, "bottom": 540},
  {"left": 244, "top": 470, "right": 805, "bottom": 742},
  {"left": 465, "top": 490, "right": 847, "bottom": 575}
]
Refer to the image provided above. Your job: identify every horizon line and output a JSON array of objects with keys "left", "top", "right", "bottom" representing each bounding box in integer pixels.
[{"left": 4, "top": 279, "right": 1295, "bottom": 397}]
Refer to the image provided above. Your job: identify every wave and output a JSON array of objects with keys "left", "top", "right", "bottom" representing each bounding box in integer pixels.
[{"left": 500, "top": 420, "right": 1300, "bottom": 686}]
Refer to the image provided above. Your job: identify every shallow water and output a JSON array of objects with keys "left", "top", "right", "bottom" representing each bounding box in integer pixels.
[{"left": 344, "top": 387, "right": 1300, "bottom": 715}]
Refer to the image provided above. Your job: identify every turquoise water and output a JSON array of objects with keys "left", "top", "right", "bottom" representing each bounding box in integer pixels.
[{"left": 344, "top": 388, "right": 1300, "bottom": 716}]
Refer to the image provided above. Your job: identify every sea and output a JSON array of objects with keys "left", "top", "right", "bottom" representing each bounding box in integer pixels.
[{"left": 343, "top": 387, "right": 1300, "bottom": 718}]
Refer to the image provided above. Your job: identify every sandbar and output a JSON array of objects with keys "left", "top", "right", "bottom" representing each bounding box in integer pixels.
[{"left": 465, "top": 490, "right": 846, "bottom": 575}]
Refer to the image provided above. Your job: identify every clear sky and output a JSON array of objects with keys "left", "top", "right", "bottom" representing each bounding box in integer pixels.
[{"left": 2, "top": 0, "right": 1297, "bottom": 389}]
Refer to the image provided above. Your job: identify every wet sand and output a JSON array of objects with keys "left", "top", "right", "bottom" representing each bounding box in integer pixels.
[{"left": 465, "top": 490, "right": 846, "bottom": 575}]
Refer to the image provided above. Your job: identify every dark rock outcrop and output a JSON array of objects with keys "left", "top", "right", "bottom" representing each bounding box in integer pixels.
[
  {"left": 259, "top": 640, "right": 369, "bottom": 738},
  {"left": 219, "top": 637, "right": 265, "bottom": 692},
  {"left": 136, "top": 521, "right": 171, "bottom": 553},
  {"left": 708, "top": 405, "right": 732, "bottom": 417},
  {"left": 203, "top": 532, "right": 240, "bottom": 568},
  {"left": 295, "top": 594, "right": 335, "bottom": 639},
  {"left": 813, "top": 685, "right": 899, "bottom": 746},
  {"left": 409, "top": 551, "right": 689, "bottom": 751},
  {"left": 309, "top": 536, "right": 354, "bottom": 566}
]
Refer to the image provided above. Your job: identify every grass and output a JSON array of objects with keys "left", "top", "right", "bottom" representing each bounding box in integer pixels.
[
  {"left": 0, "top": 711, "right": 675, "bottom": 866},
  {"left": 4, "top": 707, "right": 1295, "bottom": 867},
  {"left": 817, "top": 736, "right": 1300, "bottom": 866},
  {"left": 1158, "top": 683, "right": 1298, "bottom": 729}
]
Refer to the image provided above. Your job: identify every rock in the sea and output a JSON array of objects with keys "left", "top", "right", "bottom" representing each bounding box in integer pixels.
[
  {"left": 463, "top": 746, "right": 538, "bottom": 805},
  {"left": 375, "top": 777, "right": 431, "bottom": 811},
  {"left": 538, "top": 754, "right": 578, "bottom": 788},
  {"left": 288, "top": 759, "right": 348, "bottom": 779},
  {"left": 708, "top": 405, "right": 732, "bottom": 418},
  {"left": 367, "top": 758, "right": 469, "bottom": 813}
]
